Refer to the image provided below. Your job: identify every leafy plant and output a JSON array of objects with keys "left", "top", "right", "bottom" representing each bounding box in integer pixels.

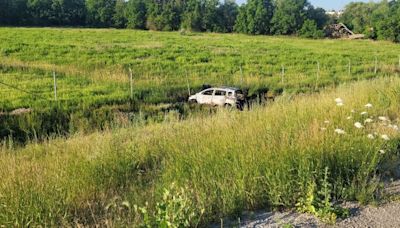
[{"left": 135, "top": 183, "right": 205, "bottom": 228}]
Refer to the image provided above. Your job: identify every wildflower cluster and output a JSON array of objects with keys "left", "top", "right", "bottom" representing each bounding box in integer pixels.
[{"left": 324, "top": 98, "right": 400, "bottom": 154}]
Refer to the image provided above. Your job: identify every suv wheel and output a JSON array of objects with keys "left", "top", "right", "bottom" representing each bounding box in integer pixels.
[
  {"left": 224, "top": 103, "right": 233, "bottom": 110},
  {"left": 236, "top": 103, "right": 244, "bottom": 111}
]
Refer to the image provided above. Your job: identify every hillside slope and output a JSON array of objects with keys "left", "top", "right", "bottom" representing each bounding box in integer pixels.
[{"left": 0, "top": 77, "right": 399, "bottom": 226}]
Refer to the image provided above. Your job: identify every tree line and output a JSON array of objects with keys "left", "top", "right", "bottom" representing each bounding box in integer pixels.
[
  {"left": 341, "top": 0, "right": 400, "bottom": 42},
  {"left": 1, "top": 0, "right": 400, "bottom": 42}
]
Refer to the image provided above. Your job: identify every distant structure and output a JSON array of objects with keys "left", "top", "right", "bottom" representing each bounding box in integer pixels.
[
  {"left": 326, "top": 10, "right": 344, "bottom": 18},
  {"left": 325, "top": 23, "right": 365, "bottom": 39}
]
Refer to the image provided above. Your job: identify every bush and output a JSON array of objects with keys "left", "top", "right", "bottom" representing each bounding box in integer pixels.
[{"left": 299, "top": 20, "right": 325, "bottom": 39}]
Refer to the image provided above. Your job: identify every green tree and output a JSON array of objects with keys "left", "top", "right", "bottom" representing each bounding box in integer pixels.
[
  {"left": 27, "top": 0, "right": 53, "bottom": 25},
  {"left": 0, "top": 0, "right": 30, "bottom": 25},
  {"left": 146, "top": 0, "right": 183, "bottom": 31},
  {"left": 340, "top": 2, "right": 376, "bottom": 34},
  {"left": 305, "top": 4, "right": 328, "bottom": 29},
  {"left": 126, "top": 0, "right": 147, "bottom": 29},
  {"left": 376, "top": 0, "right": 400, "bottom": 42},
  {"left": 51, "top": 0, "right": 86, "bottom": 25},
  {"left": 271, "top": 0, "right": 307, "bottom": 35},
  {"left": 217, "top": 0, "right": 238, "bottom": 32},
  {"left": 340, "top": 0, "right": 400, "bottom": 42},
  {"left": 181, "top": 0, "right": 203, "bottom": 31},
  {"left": 203, "top": 0, "right": 220, "bottom": 31},
  {"left": 392, "top": 1, "right": 400, "bottom": 42},
  {"left": 234, "top": 0, "right": 274, "bottom": 35},
  {"left": 85, "top": 0, "right": 116, "bottom": 27},
  {"left": 113, "top": 0, "right": 127, "bottom": 28},
  {"left": 234, "top": 5, "right": 248, "bottom": 33},
  {"left": 299, "top": 19, "right": 324, "bottom": 39}
]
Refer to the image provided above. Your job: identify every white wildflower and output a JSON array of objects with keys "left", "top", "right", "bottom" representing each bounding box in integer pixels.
[
  {"left": 367, "top": 134, "right": 375, "bottom": 139},
  {"left": 324, "top": 120, "right": 330, "bottom": 124},
  {"left": 335, "top": 129, "right": 346, "bottom": 135},
  {"left": 379, "top": 150, "right": 385, "bottom": 155},
  {"left": 361, "top": 111, "right": 368, "bottom": 116},
  {"left": 392, "top": 125, "right": 399, "bottom": 131},
  {"left": 365, "top": 103, "right": 373, "bottom": 108},
  {"left": 364, "top": 118, "right": 373, "bottom": 124},
  {"left": 335, "top": 98, "right": 343, "bottom": 104},
  {"left": 381, "top": 134, "right": 390, "bottom": 141},
  {"left": 378, "top": 116, "right": 388, "bottom": 121},
  {"left": 321, "top": 127, "right": 327, "bottom": 131},
  {"left": 354, "top": 122, "right": 364, "bottom": 129},
  {"left": 351, "top": 109, "right": 356, "bottom": 113},
  {"left": 347, "top": 116, "right": 352, "bottom": 120},
  {"left": 337, "top": 102, "right": 344, "bottom": 107}
]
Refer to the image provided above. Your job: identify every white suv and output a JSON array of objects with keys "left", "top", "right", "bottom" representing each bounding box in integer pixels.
[{"left": 188, "top": 87, "right": 245, "bottom": 109}]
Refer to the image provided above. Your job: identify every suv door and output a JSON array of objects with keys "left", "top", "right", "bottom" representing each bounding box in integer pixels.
[
  {"left": 212, "top": 90, "right": 227, "bottom": 106},
  {"left": 198, "top": 89, "right": 214, "bottom": 104}
]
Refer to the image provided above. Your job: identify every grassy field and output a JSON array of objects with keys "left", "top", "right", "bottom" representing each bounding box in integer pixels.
[
  {"left": 1, "top": 28, "right": 400, "bottom": 142},
  {"left": 0, "top": 76, "right": 399, "bottom": 226},
  {"left": 1, "top": 27, "right": 400, "bottom": 108},
  {"left": 1, "top": 28, "right": 400, "bottom": 226}
]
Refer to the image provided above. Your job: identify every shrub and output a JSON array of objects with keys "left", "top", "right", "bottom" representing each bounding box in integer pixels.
[{"left": 299, "top": 20, "right": 325, "bottom": 39}]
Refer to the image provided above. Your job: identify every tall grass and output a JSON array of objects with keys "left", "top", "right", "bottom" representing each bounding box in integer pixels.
[
  {"left": 0, "top": 77, "right": 399, "bottom": 226},
  {"left": 2, "top": 28, "right": 400, "bottom": 143}
]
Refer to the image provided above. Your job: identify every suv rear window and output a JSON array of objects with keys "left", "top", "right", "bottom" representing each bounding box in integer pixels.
[{"left": 214, "top": 90, "right": 226, "bottom": 96}]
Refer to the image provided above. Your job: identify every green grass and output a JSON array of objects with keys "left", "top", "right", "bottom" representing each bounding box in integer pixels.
[
  {"left": 1, "top": 27, "right": 400, "bottom": 109},
  {"left": 1, "top": 28, "right": 400, "bottom": 225},
  {"left": 1, "top": 28, "right": 400, "bottom": 143},
  {"left": 0, "top": 77, "right": 399, "bottom": 226}
]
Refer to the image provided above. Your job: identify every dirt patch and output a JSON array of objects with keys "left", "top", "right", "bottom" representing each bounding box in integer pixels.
[
  {"left": 240, "top": 180, "right": 400, "bottom": 228},
  {"left": 9, "top": 108, "right": 33, "bottom": 116},
  {"left": 337, "top": 201, "right": 400, "bottom": 228},
  {"left": 0, "top": 108, "right": 33, "bottom": 116}
]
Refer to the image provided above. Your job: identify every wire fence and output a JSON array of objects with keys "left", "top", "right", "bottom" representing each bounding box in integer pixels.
[{"left": 1, "top": 56, "right": 400, "bottom": 109}]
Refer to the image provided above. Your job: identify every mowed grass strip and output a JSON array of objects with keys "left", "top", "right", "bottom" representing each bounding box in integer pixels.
[{"left": 0, "top": 77, "right": 399, "bottom": 226}]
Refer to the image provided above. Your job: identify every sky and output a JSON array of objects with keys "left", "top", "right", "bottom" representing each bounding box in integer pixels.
[{"left": 235, "top": 0, "right": 377, "bottom": 10}]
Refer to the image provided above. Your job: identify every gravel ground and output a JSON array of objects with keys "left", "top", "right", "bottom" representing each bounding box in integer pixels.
[
  {"left": 239, "top": 181, "right": 400, "bottom": 228},
  {"left": 240, "top": 202, "right": 400, "bottom": 228}
]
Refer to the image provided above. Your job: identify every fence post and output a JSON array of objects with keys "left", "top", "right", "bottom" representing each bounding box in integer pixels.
[
  {"left": 240, "top": 65, "right": 244, "bottom": 85},
  {"left": 129, "top": 67, "right": 133, "bottom": 99},
  {"left": 348, "top": 59, "right": 351, "bottom": 77},
  {"left": 315, "top": 61, "right": 320, "bottom": 90},
  {"left": 53, "top": 71, "right": 57, "bottom": 101},
  {"left": 185, "top": 70, "right": 191, "bottom": 96}
]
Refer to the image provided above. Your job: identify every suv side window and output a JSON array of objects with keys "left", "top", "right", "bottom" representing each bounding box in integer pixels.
[
  {"left": 214, "top": 90, "right": 226, "bottom": 96},
  {"left": 202, "top": 89, "right": 214, "bottom": 95}
]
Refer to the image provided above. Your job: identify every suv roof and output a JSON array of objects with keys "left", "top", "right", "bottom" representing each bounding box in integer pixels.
[{"left": 214, "top": 86, "right": 241, "bottom": 91}]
